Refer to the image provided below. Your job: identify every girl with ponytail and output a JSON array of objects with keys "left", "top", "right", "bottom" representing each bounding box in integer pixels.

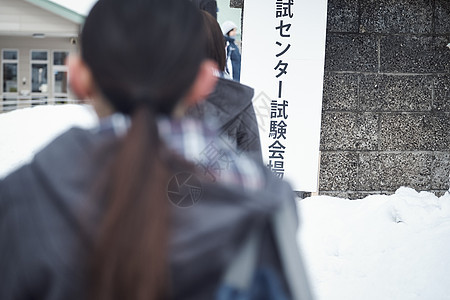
[
  {"left": 77, "top": 1, "right": 216, "bottom": 298},
  {"left": 0, "top": 0, "right": 308, "bottom": 299}
]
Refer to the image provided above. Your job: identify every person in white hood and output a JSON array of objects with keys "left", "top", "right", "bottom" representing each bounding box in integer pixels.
[{"left": 221, "top": 20, "right": 242, "bottom": 82}]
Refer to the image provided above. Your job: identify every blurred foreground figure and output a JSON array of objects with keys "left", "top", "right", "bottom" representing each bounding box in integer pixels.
[{"left": 0, "top": 0, "right": 312, "bottom": 299}]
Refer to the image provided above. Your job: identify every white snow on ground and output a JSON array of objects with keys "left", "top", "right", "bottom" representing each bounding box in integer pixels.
[
  {"left": 298, "top": 189, "right": 450, "bottom": 300},
  {"left": 1, "top": 105, "right": 450, "bottom": 299},
  {"left": 0, "top": 104, "right": 98, "bottom": 178}
]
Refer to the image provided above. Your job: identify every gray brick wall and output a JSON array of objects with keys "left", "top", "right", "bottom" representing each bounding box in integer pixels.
[
  {"left": 233, "top": 0, "right": 450, "bottom": 198},
  {"left": 321, "top": 0, "right": 449, "bottom": 198}
]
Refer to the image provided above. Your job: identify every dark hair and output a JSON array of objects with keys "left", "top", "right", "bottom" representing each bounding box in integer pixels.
[
  {"left": 80, "top": 0, "right": 206, "bottom": 299},
  {"left": 82, "top": 0, "right": 205, "bottom": 115},
  {"left": 201, "top": 10, "right": 226, "bottom": 72},
  {"left": 191, "top": 0, "right": 217, "bottom": 19}
]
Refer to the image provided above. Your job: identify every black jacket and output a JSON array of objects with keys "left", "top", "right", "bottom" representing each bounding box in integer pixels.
[
  {"left": 187, "top": 77, "right": 263, "bottom": 163},
  {"left": 0, "top": 126, "right": 297, "bottom": 299}
]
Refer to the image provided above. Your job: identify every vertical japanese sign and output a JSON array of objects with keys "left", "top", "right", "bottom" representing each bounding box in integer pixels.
[{"left": 241, "top": 0, "right": 328, "bottom": 192}]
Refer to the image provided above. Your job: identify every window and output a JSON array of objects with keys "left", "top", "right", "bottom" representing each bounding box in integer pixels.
[
  {"left": 2, "top": 50, "right": 19, "bottom": 111},
  {"left": 31, "top": 63, "right": 48, "bottom": 93},
  {"left": 31, "top": 51, "right": 48, "bottom": 61},
  {"left": 52, "top": 51, "right": 69, "bottom": 103},
  {"left": 54, "top": 71, "right": 68, "bottom": 94},
  {"left": 53, "top": 51, "right": 68, "bottom": 66},
  {"left": 31, "top": 50, "right": 49, "bottom": 97},
  {"left": 3, "top": 50, "right": 18, "bottom": 60},
  {"left": 3, "top": 63, "right": 17, "bottom": 93},
  {"left": 2, "top": 50, "right": 18, "bottom": 93}
]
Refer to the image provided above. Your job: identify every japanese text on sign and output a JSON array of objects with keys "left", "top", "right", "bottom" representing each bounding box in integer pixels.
[{"left": 268, "top": 0, "right": 294, "bottom": 179}]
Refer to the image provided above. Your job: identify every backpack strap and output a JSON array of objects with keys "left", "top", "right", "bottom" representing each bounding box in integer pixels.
[
  {"left": 222, "top": 199, "right": 314, "bottom": 300},
  {"left": 272, "top": 199, "right": 315, "bottom": 300},
  {"left": 222, "top": 224, "right": 262, "bottom": 290}
]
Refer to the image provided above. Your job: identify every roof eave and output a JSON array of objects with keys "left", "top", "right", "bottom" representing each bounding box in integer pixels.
[{"left": 24, "top": 0, "right": 85, "bottom": 24}]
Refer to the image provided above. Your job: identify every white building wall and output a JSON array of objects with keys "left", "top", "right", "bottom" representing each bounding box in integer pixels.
[{"left": 0, "top": 0, "right": 80, "bottom": 37}]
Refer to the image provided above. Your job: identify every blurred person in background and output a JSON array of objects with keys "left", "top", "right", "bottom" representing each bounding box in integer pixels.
[
  {"left": 0, "top": 0, "right": 309, "bottom": 299},
  {"left": 221, "top": 20, "right": 241, "bottom": 82},
  {"left": 187, "top": 11, "right": 262, "bottom": 163}
]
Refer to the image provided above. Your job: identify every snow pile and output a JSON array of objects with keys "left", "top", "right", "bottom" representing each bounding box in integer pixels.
[
  {"left": 298, "top": 188, "right": 450, "bottom": 300},
  {"left": 0, "top": 104, "right": 98, "bottom": 178}
]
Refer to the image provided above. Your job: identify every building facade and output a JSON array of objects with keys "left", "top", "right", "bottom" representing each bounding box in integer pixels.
[
  {"left": 231, "top": 0, "right": 450, "bottom": 198},
  {"left": 0, "top": 0, "right": 83, "bottom": 112}
]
